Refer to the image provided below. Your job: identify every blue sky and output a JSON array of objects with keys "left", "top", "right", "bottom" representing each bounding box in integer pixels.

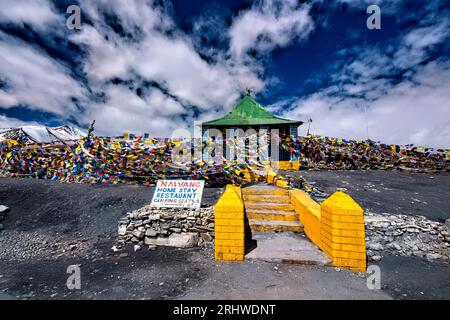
[{"left": 0, "top": 0, "right": 449, "bottom": 147}]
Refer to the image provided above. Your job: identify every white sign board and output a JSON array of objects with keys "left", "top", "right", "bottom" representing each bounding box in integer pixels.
[{"left": 150, "top": 180, "right": 205, "bottom": 208}]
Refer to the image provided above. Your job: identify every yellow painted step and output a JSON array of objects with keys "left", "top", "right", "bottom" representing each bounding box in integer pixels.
[
  {"left": 244, "top": 201, "right": 294, "bottom": 211},
  {"left": 249, "top": 220, "right": 304, "bottom": 232},
  {"left": 243, "top": 194, "right": 290, "bottom": 203},
  {"left": 242, "top": 185, "right": 289, "bottom": 196},
  {"left": 246, "top": 209, "right": 298, "bottom": 222}
]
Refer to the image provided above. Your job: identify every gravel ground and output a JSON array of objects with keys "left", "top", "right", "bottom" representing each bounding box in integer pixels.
[
  {"left": 0, "top": 178, "right": 223, "bottom": 299},
  {"left": 285, "top": 170, "right": 450, "bottom": 222},
  {"left": 0, "top": 175, "right": 449, "bottom": 300},
  {"left": 282, "top": 170, "right": 450, "bottom": 299}
]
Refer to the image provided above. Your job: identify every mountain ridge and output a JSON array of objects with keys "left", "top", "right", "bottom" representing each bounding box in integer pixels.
[{"left": 0, "top": 125, "right": 86, "bottom": 144}]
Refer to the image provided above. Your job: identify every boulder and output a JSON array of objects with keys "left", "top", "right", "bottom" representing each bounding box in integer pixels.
[
  {"left": 118, "top": 225, "right": 127, "bottom": 236},
  {"left": 145, "top": 229, "right": 158, "bottom": 237},
  {"left": 200, "top": 232, "right": 213, "bottom": 242},
  {"left": 426, "top": 253, "right": 442, "bottom": 260},
  {"left": 132, "top": 229, "right": 144, "bottom": 239},
  {"left": 165, "top": 233, "right": 198, "bottom": 248},
  {"left": 367, "top": 242, "right": 384, "bottom": 251},
  {"left": 0, "top": 205, "right": 10, "bottom": 214},
  {"left": 145, "top": 233, "right": 198, "bottom": 248}
]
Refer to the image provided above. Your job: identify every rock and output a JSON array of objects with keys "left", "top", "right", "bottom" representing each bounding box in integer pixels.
[
  {"left": 413, "top": 251, "right": 424, "bottom": 257},
  {"left": 387, "top": 242, "right": 402, "bottom": 251},
  {"left": 118, "top": 225, "right": 127, "bottom": 236},
  {"left": 426, "top": 253, "right": 442, "bottom": 260},
  {"left": 132, "top": 229, "right": 144, "bottom": 239},
  {"left": 200, "top": 233, "right": 213, "bottom": 242},
  {"left": 134, "top": 244, "right": 141, "bottom": 252},
  {"left": 371, "top": 255, "right": 382, "bottom": 261},
  {"left": 145, "top": 229, "right": 158, "bottom": 237},
  {"left": 118, "top": 207, "right": 214, "bottom": 248},
  {"left": 111, "top": 245, "right": 120, "bottom": 252},
  {"left": 445, "top": 219, "right": 450, "bottom": 228},
  {"left": 145, "top": 233, "right": 199, "bottom": 248},
  {"left": 119, "top": 218, "right": 129, "bottom": 224},
  {"left": 368, "top": 243, "right": 384, "bottom": 251},
  {"left": 375, "top": 222, "right": 390, "bottom": 228},
  {"left": 167, "top": 233, "right": 198, "bottom": 248},
  {"left": 0, "top": 205, "right": 10, "bottom": 214}
]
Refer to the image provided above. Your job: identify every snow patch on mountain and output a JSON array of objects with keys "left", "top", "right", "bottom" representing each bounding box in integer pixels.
[{"left": 0, "top": 125, "right": 86, "bottom": 144}]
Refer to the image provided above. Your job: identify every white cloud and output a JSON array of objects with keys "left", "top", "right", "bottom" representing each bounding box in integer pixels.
[
  {"left": 81, "top": 86, "right": 179, "bottom": 136},
  {"left": 70, "top": 21, "right": 263, "bottom": 110},
  {"left": 0, "top": 31, "right": 85, "bottom": 115},
  {"left": 229, "top": 0, "right": 314, "bottom": 59},
  {"left": 0, "top": 0, "right": 60, "bottom": 30},
  {"left": 0, "top": 0, "right": 271, "bottom": 135},
  {"left": 280, "top": 12, "right": 450, "bottom": 148},
  {"left": 283, "top": 60, "right": 450, "bottom": 148},
  {"left": 80, "top": 85, "right": 189, "bottom": 136},
  {"left": 65, "top": 0, "right": 269, "bottom": 133},
  {"left": 394, "top": 21, "right": 450, "bottom": 69},
  {"left": 0, "top": 0, "right": 448, "bottom": 149}
]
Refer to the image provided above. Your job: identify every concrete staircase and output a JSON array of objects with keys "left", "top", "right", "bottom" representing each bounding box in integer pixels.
[{"left": 242, "top": 184, "right": 304, "bottom": 232}]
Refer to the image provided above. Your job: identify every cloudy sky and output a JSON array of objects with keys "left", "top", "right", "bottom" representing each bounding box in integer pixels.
[{"left": 0, "top": 0, "right": 449, "bottom": 147}]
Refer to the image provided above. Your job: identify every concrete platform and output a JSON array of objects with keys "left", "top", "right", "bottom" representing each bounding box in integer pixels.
[{"left": 245, "top": 231, "right": 332, "bottom": 266}]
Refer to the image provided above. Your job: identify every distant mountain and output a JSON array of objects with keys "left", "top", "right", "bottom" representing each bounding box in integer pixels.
[{"left": 0, "top": 125, "right": 86, "bottom": 144}]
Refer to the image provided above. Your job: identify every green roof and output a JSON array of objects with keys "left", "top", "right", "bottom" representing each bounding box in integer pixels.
[{"left": 202, "top": 95, "right": 303, "bottom": 126}]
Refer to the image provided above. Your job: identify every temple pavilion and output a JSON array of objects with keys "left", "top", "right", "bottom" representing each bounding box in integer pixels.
[{"left": 201, "top": 93, "right": 303, "bottom": 163}]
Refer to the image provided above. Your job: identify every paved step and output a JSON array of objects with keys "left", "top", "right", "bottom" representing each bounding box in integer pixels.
[
  {"left": 243, "top": 194, "right": 291, "bottom": 203},
  {"left": 245, "top": 201, "right": 294, "bottom": 211},
  {"left": 246, "top": 209, "right": 298, "bottom": 222},
  {"left": 243, "top": 183, "right": 303, "bottom": 232},
  {"left": 249, "top": 219, "right": 304, "bottom": 232},
  {"left": 242, "top": 185, "right": 289, "bottom": 196}
]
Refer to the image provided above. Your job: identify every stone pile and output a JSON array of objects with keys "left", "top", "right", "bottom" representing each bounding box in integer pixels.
[
  {"left": 117, "top": 206, "right": 214, "bottom": 249},
  {"left": 0, "top": 205, "right": 11, "bottom": 230},
  {"left": 365, "top": 212, "right": 450, "bottom": 261}
]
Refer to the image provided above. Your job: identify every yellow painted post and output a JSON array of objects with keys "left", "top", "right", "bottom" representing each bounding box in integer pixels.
[
  {"left": 320, "top": 190, "right": 367, "bottom": 272},
  {"left": 290, "top": 190, "right": 322, "bottom": 247},
  {"left": 214, "top": 185, "right": 245, "bottom": 261}
]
